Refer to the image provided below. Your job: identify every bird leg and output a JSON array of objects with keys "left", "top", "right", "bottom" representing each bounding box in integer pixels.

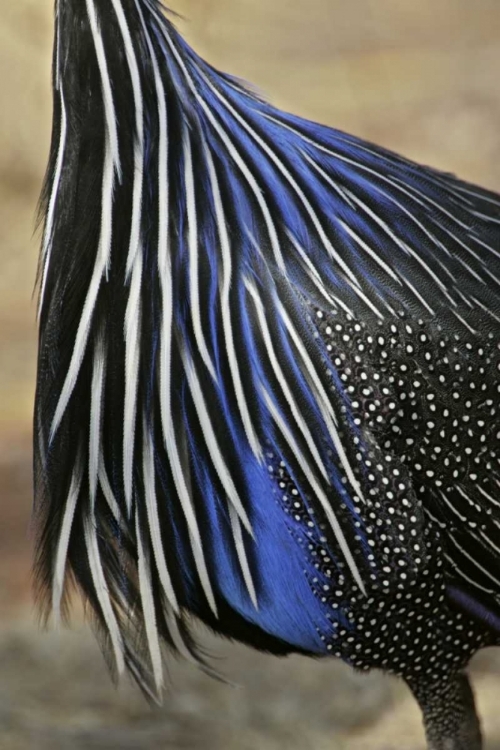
[{"left": 406, "top": 671, "right": 482, "bottom": 750}]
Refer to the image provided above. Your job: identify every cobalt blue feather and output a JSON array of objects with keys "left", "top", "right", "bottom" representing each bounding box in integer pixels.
[{"left": 35, "top": 1, "right": 500, "bottom": 746}]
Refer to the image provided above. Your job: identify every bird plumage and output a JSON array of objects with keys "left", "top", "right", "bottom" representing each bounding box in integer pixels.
[{"left": 35, "top": 0, "right": 500, "bottom": 745}]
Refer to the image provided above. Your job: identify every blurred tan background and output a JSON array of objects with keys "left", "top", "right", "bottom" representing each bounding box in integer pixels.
[{"left": 1, "top": 1, "right": 500, "bottom": 748}]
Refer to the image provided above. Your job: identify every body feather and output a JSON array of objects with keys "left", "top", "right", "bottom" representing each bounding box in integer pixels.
[{"left": 35, "top": 0, "right": 500, "bottom": 698}]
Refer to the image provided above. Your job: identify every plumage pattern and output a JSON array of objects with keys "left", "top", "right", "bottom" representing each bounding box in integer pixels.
[{"left": 35, "top": 1, "right": 500, "bottom": 745}]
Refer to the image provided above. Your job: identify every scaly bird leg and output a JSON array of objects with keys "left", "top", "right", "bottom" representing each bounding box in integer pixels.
[{"left": 406, "top": 671, "right": 482, "bottom": 750}]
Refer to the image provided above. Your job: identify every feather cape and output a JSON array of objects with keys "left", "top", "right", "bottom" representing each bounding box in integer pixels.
[{"left": 35, "top": 0, "right": 500, "bottom": 694}]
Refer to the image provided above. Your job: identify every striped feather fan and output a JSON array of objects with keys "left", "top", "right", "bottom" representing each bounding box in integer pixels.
[{"left": 35, "top": 0, "right": 500, "bottom": 697}]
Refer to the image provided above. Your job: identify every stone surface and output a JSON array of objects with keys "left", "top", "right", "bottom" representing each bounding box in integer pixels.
[
  {"left": 0, "top": 621, "right": 499, "bottom": 749},
  {"left": 0, "top": 620, "right": 407, "bottom": 749}
]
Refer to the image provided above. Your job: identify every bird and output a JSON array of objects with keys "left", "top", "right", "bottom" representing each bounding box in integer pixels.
[{"left": 34, "top": 2, "right": 500, "bottom": 748}]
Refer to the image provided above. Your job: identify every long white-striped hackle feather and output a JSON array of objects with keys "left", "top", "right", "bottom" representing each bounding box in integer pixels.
[
  {"left": 39, "top": 83, "right": 67, "bottom": 317},
  {"left": 135, "top": 509, "right": 165, "bottom": 692},
  {"left": 183, "top": 125, "right": 217, "bottom": 381},
  {"left": 89, "top": 336, "right": 105, "bottom": 505},
  {"left": 108, "top": 0, "right": 144, "bottom": 276},
  {"left": 124, "top": 249, "right": 143, "bottom": 513},
  {"left": 52, "top": 456, "right": 84, "bottom": 623},
  {"left": 84, "top": 513, "right": 126, "bottom": 674},
  {"left": 142, "top": 418, "right": 179, "bottom": 614},
  {"left": 85, "top": 0, "right": 121, "bottom": 178}
]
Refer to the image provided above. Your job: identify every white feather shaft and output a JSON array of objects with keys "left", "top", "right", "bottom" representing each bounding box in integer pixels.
[
  {"left": 52, "top": 458, "right": 84, "bottom": 621},
  {"left": 229, "top": 505, "right": 258, "bottom": 609},
  {"left": 123, "top": 250, "right": 143, "bottom": 513},
  {"left": 108, "top": 0, "right": 144, "bottom": 275},
  {"left": 89, "top": 337, "right": 105, "bottom": 505},
  {"left": 51, "top": 255, "right": 104, "bottom": 439},
  {"left": 135, "top": 510, "right": 164, "bottom": 692},
  {"left": 39, "top": 84, "right": 67, "bottom": 317},
  {"left": 142, "top": 420, "right": 179, "bottom": 614},
  {"left": 98, "top": 452, "right": 123, "bottom": 523},
  {"left": 85, "top": 0, "right": 121, "bottom": 176},
  {"left": 84, "top": 515, "right": 125, "bottom": 674},
  {"left": 183, "top": 126, "right": 217, "bottom": 380}
]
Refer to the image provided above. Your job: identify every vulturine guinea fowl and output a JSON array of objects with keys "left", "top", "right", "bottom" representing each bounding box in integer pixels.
[{"left": 34, "top": 2, "right": 500, "bottom": 748}]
